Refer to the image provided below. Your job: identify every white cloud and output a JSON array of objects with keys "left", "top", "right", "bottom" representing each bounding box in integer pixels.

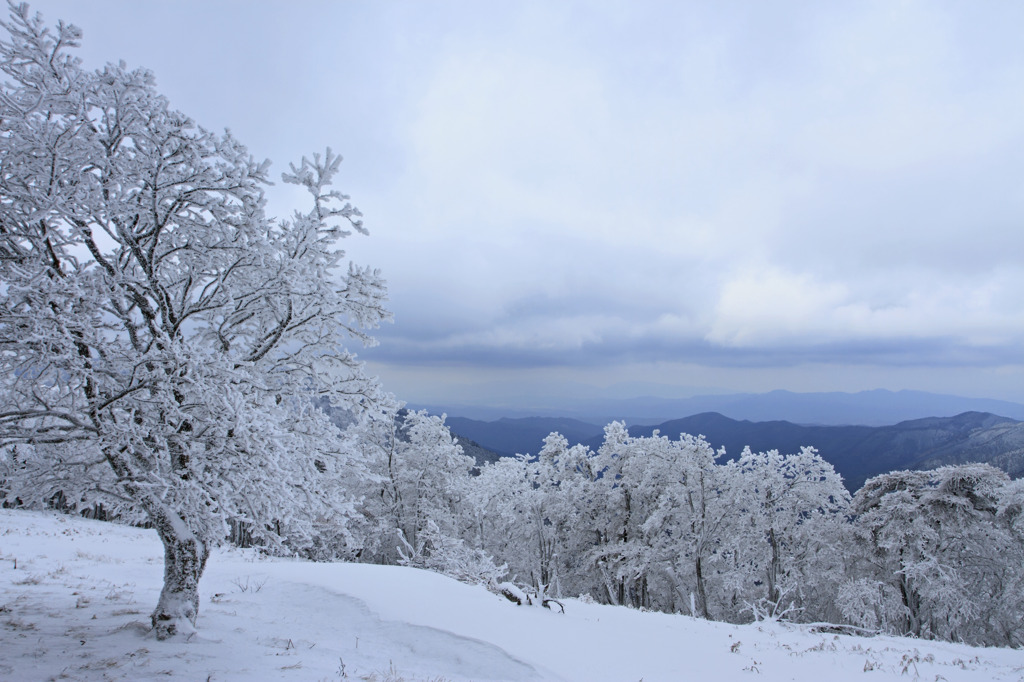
[
  {"left": 707, "top": 266, "right": 1024, "bottom": 350},
  {"left": 707, "top": 269, "right": 848, "bottom": 346}
]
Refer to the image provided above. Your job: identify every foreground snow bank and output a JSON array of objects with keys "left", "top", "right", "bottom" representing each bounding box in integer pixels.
[{"left": 1, "top": 510, "right": 1021, "bottom": 681}]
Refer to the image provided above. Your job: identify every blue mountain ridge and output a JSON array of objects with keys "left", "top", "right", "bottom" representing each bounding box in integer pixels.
[{"left": 433, "top": 391, "right": 1024, "bottom": 492}]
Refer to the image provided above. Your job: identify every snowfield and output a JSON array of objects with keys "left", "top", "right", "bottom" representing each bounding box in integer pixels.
[{"left": 1, "top": 510, "right": 1021, "bottom": 681}]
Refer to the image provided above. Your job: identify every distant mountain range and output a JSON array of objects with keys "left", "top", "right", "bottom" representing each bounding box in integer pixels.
[
  {"left": 619, "top": 411, "right": 1024, "bottom": 492},
  {"left": 444, "top": 410, "right": 1024, "bottom": 492},
  {"left": 416, "top": 389, "right": 1024, "bottom": 425},
  {"left": 445, "top": 416, "right": 604, "bottom": 460}
]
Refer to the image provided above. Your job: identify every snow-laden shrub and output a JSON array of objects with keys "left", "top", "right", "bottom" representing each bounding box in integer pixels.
[
  {"left": 398, "top": 519, "right": 507, "bottom": 587},
  {"left": 836, "top": 579, "right": 898, "bottom": 632}
]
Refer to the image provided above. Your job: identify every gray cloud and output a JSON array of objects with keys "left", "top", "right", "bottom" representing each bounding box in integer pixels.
[{"left": 30, "top": 0, "right": 1024, "bottom": 405}]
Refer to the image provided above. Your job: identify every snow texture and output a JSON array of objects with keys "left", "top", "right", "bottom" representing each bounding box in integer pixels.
[{"left": 2, "top": 509, "right": 1022, "bottom": 681}]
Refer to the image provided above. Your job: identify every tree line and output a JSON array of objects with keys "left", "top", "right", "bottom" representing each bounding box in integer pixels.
[{"left": 333, "top": 406, "right": 1024, "bottom": 648}]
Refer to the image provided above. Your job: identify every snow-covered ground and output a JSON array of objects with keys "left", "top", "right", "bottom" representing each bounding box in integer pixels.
[{"left": 1, "top": 510, "right": 1021, "bottom": 681}]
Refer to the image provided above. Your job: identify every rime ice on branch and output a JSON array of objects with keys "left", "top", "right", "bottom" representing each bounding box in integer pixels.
[{"left": 0, "top": 3, "right": 389, "bottom": 638}]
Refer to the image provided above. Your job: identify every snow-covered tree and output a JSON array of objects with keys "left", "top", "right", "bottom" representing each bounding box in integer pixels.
[
  {"left": 844, "top": 464, "right": 1023, "bottom": 646},
  {"left": 0, "top": 5, "right": 388, "bottom": 638},
  {"left": 638, "top": 432, "right": 736, "bottom": 619},
  {"left": 584, "top": 422, "right": 655, "bottom": 607},
  {"left": 581, "top": 425, "right": 733, "bottom": 612},
  {"left": 728, "top": 447, "right": 849, "bottom": 621},
  {"left": 468, "top": 433, "right": 595, "bottom": 598},
  {"left": 338, "top": 401, "right": 497, "bottom": 584}
]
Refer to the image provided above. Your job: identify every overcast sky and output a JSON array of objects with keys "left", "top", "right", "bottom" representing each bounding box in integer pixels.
[{"left": 24, "top": 1, "right": 1024, "bottom": 407}]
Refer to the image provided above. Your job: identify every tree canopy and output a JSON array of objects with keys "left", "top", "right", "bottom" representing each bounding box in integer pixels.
[{"left": 0, "top": 3, "right": 388, "bottom": 637}]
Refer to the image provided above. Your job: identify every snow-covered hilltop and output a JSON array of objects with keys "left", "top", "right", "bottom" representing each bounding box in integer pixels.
[{"left": 2, "top": 509, "right": 1021, "bottom": 681}]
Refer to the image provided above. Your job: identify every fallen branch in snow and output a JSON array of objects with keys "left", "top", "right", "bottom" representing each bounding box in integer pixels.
[
  {"left": 542, "top": 598, "right": 565, "bottom": 613},
  {"left": 804, "top": 622, "right": 880, "bottom": 637},
  {"left": 495, "top": 582, "right": 526, "bottom": 605},
  {"left": 491, "top": 581, "right": 566, "bottom": 613}
]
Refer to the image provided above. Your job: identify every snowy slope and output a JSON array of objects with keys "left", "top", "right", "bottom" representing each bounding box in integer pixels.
[{"left": 1, "top": 510, "right": 1022, "bottom": 681}]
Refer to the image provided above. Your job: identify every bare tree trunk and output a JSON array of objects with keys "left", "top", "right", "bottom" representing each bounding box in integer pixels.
[
  {"left": 766, "top": 526, "right": 781, "bottom": 607},
  {"left": 100, "top": 441, "right": 210, "bottom": 639},
  {"left": 694, "top": 554, "right": 711, "bottom": 619},
  {"left": 150, "top": 514, "right": 210, "bottom": 639},
  {"left": 102, "top": 429, "right": 212, "bottom": 639},
  {"left": 899, "top": 573, "right": 922, "bottom": 638}
]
